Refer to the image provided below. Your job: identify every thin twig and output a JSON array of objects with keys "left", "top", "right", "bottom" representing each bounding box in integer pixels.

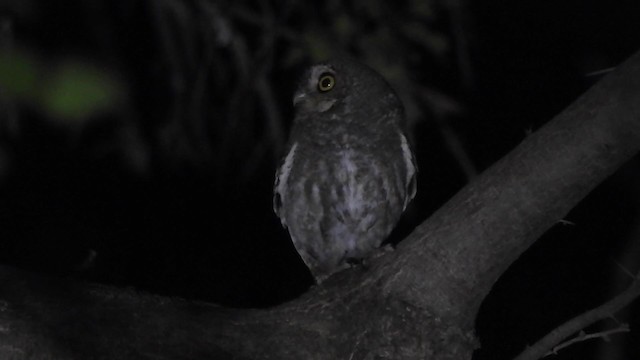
[
  {"left": 556, "top": 219, "right": 575, "bottom": 226},
  {"left": 544, "top": 325, "right": 629, "bottom": 357},
  {"left": 513, "top": 274, "right": 640, "bottom": 360},
  {"left": 612, "top": 259, "right": 637, "bottom": 280},
  {"left": 584, "top": 67, "right": 616, "bottom": 77}
]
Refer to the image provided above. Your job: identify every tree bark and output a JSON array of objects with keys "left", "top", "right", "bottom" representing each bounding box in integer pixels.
[{"left": 1, "top": 50, "right": 640, "bottom": 360}]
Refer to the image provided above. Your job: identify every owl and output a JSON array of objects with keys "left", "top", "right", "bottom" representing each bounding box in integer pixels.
[{"left": 273, "top": 58, "right": 417, "bottom": 282}]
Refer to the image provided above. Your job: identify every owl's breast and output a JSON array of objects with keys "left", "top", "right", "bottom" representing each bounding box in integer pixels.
[
  {"left": 319, "top": 145, "right": 405, "bottom": 231},
  {"left": 330, "top": 148, "right": 385, "bottom": 225},
  {"left": 274, "top": 137, "right": 412, "bottom": 276}
]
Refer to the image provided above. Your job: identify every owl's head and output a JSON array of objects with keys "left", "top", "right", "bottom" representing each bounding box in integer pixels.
[{"left": 292, "top": 58, "right": 402, "bottom": 119}]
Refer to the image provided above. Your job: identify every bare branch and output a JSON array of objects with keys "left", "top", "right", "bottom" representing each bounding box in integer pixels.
[
  {"left": 381, "top": 48, "right": 640, "bottom": 318},
  {"left": 514, "top": 275, "right": 640, "bottom": 360},
  {"left": 544, "top": 326, "right": 629, "bottom": 357}
]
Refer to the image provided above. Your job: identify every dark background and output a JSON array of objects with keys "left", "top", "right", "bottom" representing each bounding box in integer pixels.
[{"left": 0, "top": 1, "right": 639, "bottom": 359}]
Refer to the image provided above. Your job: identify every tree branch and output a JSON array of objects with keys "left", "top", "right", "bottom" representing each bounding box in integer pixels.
[
  {"left": 545, "top": 326, "right": 629, "bottom": 357},
  {"left": 380, "top": 48, "right": 640, "bottom": 319}
]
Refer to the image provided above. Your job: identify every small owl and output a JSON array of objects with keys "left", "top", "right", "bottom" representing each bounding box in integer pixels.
[{"left": 273, "top": 58, "right": 417, "bottom": 282}]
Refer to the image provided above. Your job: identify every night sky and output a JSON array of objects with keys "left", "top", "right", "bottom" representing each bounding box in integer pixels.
[{"left": 1, "top": 1, "right": 639, "bottom": 359}]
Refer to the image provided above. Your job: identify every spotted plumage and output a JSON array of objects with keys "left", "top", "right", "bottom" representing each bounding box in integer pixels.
[{"left": 274, "top": 58, "right": 417, "bottom": 282}]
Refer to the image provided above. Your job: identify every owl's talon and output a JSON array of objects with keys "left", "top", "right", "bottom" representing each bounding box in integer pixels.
[{"left": 345, "top": 257, "right": 363, "bottom": 267}]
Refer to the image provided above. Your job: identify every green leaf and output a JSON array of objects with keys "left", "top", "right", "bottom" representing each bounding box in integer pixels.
[{"left": 41, "top": 61, "right": 123, "bottom": 120}]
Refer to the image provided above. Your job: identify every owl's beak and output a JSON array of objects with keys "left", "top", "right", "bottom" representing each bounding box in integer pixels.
[
  {"left": 292, "top": 92, "right": 307, "bottom": 106},
  {"left": 293, "top": 91, "right": 336, "bottom": 112}
]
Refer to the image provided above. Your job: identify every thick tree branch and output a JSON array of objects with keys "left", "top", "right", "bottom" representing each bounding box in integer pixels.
[
  {"left": 381, "top": 49, "right": 640, "bottom": 319},
  {"left": 1, "top": 50, "right": 640, "bottom": 359}
]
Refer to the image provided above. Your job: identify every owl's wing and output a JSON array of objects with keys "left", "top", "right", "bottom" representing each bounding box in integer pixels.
[
  {"left": 272, "top": 183, "right": 285, "bottom": 228},
  {"left": 273, "top": 142, "right": 299, "bottom": 228},
  {"left": 399, "top": 132, "right": 418, "bottom": 210}
]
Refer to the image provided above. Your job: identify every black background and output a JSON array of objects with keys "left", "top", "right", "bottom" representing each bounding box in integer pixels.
[{"left": 0, "top": 1, "right": 639, "bottom": 359}]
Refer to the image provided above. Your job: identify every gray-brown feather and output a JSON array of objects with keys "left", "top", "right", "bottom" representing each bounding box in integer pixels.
[{"left": 274, "top": 58, "right": 417, "bottom": 281}]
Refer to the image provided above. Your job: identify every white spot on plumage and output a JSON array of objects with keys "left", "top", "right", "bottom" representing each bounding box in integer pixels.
[
  {"left": 274, "top": 142, "right": 298, "bottom": 227},
  {"left": 340, "top": 149, "right": 364, "bottom": 220},
  {"left": 311, "top": 183, "right": 320, "bottom": 200},
  {"left": 399, "top": 132, "right": 417, "bottom": 210}
]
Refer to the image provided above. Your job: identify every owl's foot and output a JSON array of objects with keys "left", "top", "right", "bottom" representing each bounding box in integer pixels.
[
  {"left": 376, "top": 243, "right": 395, "bottom": 257},
  {"left": 345, "top": 257, "right": 363, "bottom": 267},
  {"left": 366, "top": 244, "right": 395, "bottom": 262},
  {"left": 345, "top": 257, "right": 372, "bottom": 273}
]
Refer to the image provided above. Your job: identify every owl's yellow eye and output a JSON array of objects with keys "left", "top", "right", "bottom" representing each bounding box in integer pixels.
[{"left": 317, "top": 73, "right": 335, "bottom": 92}]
